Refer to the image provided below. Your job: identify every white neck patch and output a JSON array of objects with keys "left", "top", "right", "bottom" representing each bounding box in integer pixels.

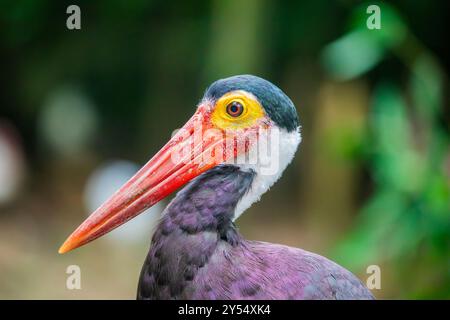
[{"left": 230, "top": 127, "right": 301, "bottom": 221}]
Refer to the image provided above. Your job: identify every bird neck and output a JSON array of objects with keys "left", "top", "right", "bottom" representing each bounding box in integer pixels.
[
  {"left": 138, "top": 165, "right": 255, "bottom": 298},
  {"left": 155, "top": 165, "right": 255, "bottom": 240},
  {"left": 231, "top": 127, "right": 301, "bottom": 220}
]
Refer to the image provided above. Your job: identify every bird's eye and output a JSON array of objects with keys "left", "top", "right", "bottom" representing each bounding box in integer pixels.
[
  {"left": 226, "top": 101, "right": 244, "bottom": 117},
  {"left": 211, "top": 91, "right": 264, "bottom": 129}
]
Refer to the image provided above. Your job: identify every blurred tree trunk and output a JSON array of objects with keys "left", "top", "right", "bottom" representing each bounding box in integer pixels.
[
  {"left": 301, "top": 81, "right": 369, "bottom": 250},
  {"left": 204, "top": 0, "right": 271, "bottom": 81}
]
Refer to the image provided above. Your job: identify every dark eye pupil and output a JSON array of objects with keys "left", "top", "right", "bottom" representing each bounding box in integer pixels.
[{"left": 226, "top": 101, "right": 243, "bottom": 117}]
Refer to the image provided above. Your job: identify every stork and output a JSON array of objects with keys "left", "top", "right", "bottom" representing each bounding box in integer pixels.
[{"left": 59, "top": 75, "right": 374, "bottom": 300}]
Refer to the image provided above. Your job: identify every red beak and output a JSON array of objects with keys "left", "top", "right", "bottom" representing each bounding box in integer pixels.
[{"left": 59, "top": 103, "right": 230, "bottom": 253}]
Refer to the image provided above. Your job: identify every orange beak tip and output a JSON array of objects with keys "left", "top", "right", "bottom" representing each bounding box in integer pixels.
[
  {"left": 58, "top": 244, "right": 68, "bottom": 254},
  {"left": 58, "top": 238, "right": 74, "bottom": 254}
]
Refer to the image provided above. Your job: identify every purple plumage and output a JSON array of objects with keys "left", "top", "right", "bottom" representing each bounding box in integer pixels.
[{"left": 137, "top": 165, "right": 374, "bottom": 300}]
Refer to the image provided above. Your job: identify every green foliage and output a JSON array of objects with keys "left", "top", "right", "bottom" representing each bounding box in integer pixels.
[
  {"left": 321, "top": 3, "right": 407, "bottom": 80},
  {"left": 325, "top": 2, "right": 450, "bottom": 298}
]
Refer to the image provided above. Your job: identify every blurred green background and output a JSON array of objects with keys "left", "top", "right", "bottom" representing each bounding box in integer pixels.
[{"left": 0, "top": 0, "right": 448, "bottom": 299}]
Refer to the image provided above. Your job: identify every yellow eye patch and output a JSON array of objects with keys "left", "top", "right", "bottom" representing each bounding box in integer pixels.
[{"left": 211, "top": 90, "right": 265, "bottom": 130}]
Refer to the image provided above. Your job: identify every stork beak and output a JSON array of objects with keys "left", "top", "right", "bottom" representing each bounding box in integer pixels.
[{"left": 59, "top": 103, "right": 229, "bottom": 253}]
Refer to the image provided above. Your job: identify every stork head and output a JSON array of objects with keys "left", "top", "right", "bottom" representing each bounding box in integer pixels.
[{"left": 59, "top": 75, "right": 301, "bottom": 253}]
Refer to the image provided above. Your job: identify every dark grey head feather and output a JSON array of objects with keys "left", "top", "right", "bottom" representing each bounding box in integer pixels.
[{"left": 204, "top": 75, "right": 299, "bottom": 132}]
